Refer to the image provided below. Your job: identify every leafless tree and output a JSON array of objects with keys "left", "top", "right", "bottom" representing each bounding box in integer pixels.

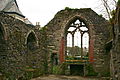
[{"left": 100, "top": 0, "right": 117, "bottom": 20}]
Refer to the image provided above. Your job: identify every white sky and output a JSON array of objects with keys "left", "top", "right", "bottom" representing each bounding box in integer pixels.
[{"left": 17, "top": 0, "right": 103, "bottom": 26}]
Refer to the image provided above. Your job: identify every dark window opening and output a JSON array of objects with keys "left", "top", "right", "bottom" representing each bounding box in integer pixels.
[
  {"left": 51, "top": 53, "right": 58, "bottom": 65},
  {"left": 105, "top": 41, "right": 112, "bottom": 54},
  {"left": 70, "top": 64, "right": 84, "bottom": 76},
  {"left": 27, "top": 32, "right": 37, "bottom": 50}
]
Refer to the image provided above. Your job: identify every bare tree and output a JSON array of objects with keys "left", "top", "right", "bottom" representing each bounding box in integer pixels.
[{"left": 100, "top": 0, "right": 117, "bottom": 21}]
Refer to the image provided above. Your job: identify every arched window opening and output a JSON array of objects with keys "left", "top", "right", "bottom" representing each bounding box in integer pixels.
[
  {"left": 65, "top": 19, "right": 89, "bottom": 60},
  {"left": 27, "top": 32, "right": 37, "bottom": 50}
]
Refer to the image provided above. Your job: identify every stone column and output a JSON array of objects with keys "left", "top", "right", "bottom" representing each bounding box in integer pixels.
[
  {"left": 81, "top": 33, "right": 83, "bottom": 59},
  {"left": 72, "top": 34, "right": 74, "bottom": 48}
]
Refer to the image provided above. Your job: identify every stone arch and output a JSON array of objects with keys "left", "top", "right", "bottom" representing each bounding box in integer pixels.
[
  {"left": 64, "top": 16, "right": 89, "bottom": 34},
  {"left": 26, "top": 30, "right": 38, "bottom": 50}
]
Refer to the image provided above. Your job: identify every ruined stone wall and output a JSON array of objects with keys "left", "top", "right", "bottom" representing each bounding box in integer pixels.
[
  {"left": 46, "top": 8, "right": 110, "bottom": 76},
  {"left": 0, "top": 13, "right": 46, "bottom": 79},
  {"left": 0, "top": 8, "right": 111, "bottom": 79}
]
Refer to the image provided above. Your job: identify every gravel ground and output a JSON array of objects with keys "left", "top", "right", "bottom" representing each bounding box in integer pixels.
[{"left": 31, "top": 75, "right": 109, "bottom": 80}]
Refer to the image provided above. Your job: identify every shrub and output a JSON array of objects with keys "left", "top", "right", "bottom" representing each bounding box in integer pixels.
[{"left": 86, "top": 64, "right": 98, "bottom": 76}]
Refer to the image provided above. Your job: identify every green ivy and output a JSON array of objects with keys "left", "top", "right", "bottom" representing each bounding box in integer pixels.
[{"left": 101, "top": 71, "right": 110, "bottom": 77}]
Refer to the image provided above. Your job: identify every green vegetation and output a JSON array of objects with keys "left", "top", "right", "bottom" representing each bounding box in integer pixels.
[
  {"left": 17, "top": 66, "right": 45, "bottom": 80},
  {"left": 64, "top": 7, "right": 79, "bottom": 10},
  {"left": 99, "top": 14, "right": 103, "bottom": 17},
  {"left": 52, "top": 65, "right": 60, "bottom": 74},
  {"left": 86, "top": 64, "right": 98, "bottom": 76},
  {"left": 65, "top": 7, "right": 72, "bottom": 10},
  {"left": 52, "top": 63, "right": 67, "bottom": 75},
  {"left": 66, "top": 46, "right": 88, "bottom": 59},
  {"left": 40, "top": 26, "right": 49, "bottom": 74},
  {"left": 101, "top": 71, "right": 110, "bottom": 77},
  {"left": 67, "top": 46, "right": 81, "bottom": 56},
  {"left": 118, "top": 0, "right": 120, "bottom": 5}
]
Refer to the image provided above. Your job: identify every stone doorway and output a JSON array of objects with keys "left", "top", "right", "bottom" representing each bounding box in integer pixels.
[{"left": 70, "top": 64, "right": 84, "bottom": 76}]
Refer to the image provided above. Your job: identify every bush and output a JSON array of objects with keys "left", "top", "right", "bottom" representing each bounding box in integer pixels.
[
  {"left": 65, "top": 7, "right": 72, "bottom": 10},
  {"left": 86, "top": 64, "right": 98, "bottom": 76},
  {"left": 101, "top": 71, "right": 110, "bottom": 77},
  {"left": 52, "top": 63, "right": 67, "bottom": 75},
  {"left": 52, "top": 65, "right": 59, "bottom": 74}
]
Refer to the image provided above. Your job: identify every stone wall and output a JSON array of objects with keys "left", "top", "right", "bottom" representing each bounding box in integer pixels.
[
  {"left": 46, "top": 8, "right": 110, "bottom": 76},
  {"left": 0, "top": 8, "right": 111, "bottom": 79},
  {"left": 0, "top": 13, "right": 46, "bottom": 79}
]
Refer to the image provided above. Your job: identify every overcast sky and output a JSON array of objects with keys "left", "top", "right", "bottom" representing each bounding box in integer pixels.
[{"left": 17, "top": 0, "right": 106, "bottom": 26}]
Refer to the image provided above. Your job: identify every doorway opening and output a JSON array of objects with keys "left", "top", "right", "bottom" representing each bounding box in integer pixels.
[
  {"left": 70, "top": 64, "right": 84, "bottom": 76},
  {"left": 27, "top": 32, "right": 37, "bottom": 51}
]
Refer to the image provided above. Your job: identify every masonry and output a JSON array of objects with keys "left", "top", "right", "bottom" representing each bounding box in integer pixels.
[
  {"left": 46, "top": 8, "right": 110, "bottom": 76},
  {"left": 0, "top": 13, "right": 48, "bottom": 79},
  {"left": 0, "top": 0, "right": 115, "bottom": 79}
]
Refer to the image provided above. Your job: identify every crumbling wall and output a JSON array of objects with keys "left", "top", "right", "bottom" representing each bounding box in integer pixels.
[
  {"left": 0, "top": 13, "right": 46, "bottom": 79},
  {"left": 0, "top": 8, "right": 111, "bottom": 79},
  {"left": 46, "top": 8, "right": 110, "bottom": 76}
]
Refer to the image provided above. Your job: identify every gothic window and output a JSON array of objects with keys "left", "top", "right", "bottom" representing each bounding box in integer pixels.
[{"left": 65, "top": 19, "right": 89, "bottom": 59}]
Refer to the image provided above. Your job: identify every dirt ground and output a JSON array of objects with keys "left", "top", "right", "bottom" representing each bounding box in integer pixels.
[{"left": 31, "top": 75, "right": 110, "bottom": 80}]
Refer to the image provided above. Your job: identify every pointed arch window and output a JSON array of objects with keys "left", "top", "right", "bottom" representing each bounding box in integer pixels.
[
  {"left": 27, "top": 32, "right": 37, "bottom": 50},
  {"left": 65, "top": 19, "right": 89, "bottom": 59}
]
